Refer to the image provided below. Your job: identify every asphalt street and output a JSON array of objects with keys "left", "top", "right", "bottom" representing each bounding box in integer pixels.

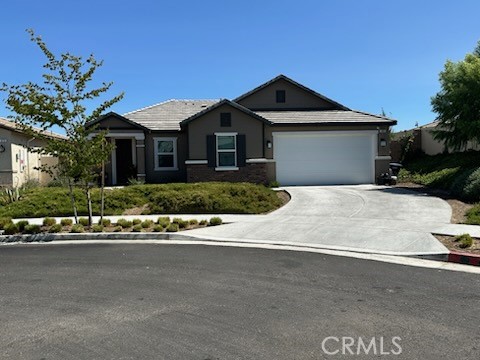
[{"left": 1, "top": 243, "right": 479, "bottom": 359}]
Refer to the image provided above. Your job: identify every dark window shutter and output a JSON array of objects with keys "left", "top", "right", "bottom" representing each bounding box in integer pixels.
[
  {"left": 237, "top": 134, "right": 246, "bottom": 167},
  {"left": 207, "top": 135, "right": 216, "bottom": 167}
]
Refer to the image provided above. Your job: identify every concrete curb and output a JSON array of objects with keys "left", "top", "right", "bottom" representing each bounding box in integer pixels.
[{"left": 448, "top": 251, "right": 480, "bottom": 267}]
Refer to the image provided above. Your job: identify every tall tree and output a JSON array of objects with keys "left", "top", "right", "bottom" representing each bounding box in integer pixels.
[
  {"left": 431, "top": 41, "right": 480, "bottom": 151},
  {"left": 1, "top": 29, "right": 123, "bottom": 224}
]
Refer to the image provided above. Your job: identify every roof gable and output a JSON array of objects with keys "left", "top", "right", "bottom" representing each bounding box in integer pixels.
[
  {"left": 87, "top": 112, "right": 150, "bottom": 131},
  {"left": 233, "top": 74, "right": 350, "bottom": 111},
  {"left": 180, "top": 99, "right": 272, "bottom": 126}
]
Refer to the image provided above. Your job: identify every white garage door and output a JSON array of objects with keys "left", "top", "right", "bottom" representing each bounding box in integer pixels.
[{"left": 273, "top": 131, "right": 375, "bottom": 185}]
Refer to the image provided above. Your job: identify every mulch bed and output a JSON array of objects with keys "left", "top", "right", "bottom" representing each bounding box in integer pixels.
[{"left": 434, "top": 234, "right": 480, "bottom": 254}]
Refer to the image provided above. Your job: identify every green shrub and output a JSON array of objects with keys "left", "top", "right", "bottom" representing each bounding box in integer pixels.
[
  {"left": 3, "top": 223, "right": 19, "bottom": 235},
  {"left": 92, "top": 224, "right": 104, "bottom": 233},
  {"left": 49, "top": 224, "right": 62, "bottom": 233},
  {"left": 141, "top": 219, "right": 154, "bottom": 228},
  {"left": 209, "top": 217, "right": 223, "bottom": 226},
  {"left": 455, "top": 233, "right": 474, "bottom": 248},
  {"left": 268, "top": 181, "right": 280, "bottom": 188},
  {"left": 78, "top": 217, "right": 89, "bottom": 226},
  {"left": 189, "top": 219, "right": 199, "bottom": 226},
  {"left": 132, "top": 224, "right": 143, "bottom": 232},
  {"left": 172, "top": 217, "right": 182, "bottom": 224},
  {"left": 113, "top": 226, "right": 123, "bottom": 232},
  {"left": 60, "top": 218, "right": 73, "bottom": 226},
  {"left": 0, "top": 217, "right": 13, "bottom": 230},
  {"left": 157, "top": 216, "right": 170, "bottom": 227},
  {"left": 43, "top": 217, "right": 57, "bottom": 226},
  {"left": 199, "top": 219, "right": 208, "bottom": 226},
  {"left": 117, "top": 219, "right": 133, "bottom": 228},
  {"left": 132, "top": 218, "right": 142, "bottom": 225},
  {"left": 16, "top": 220, "right": 30, "bottom": 232},
  {"left": 24, "top": 224, "right": 41, "bottom": 234},
  {"left": 152, "top": 225, "right": 164, "bottom": 232},
  {"left": 99, "top": 218, "right": 111, "bottom": 227},
  {"left": 166, "top": 223, "right": 179, "bottom": 232},
  {"left": 71, "top": 224, "right": 84, "bottom": 233}
]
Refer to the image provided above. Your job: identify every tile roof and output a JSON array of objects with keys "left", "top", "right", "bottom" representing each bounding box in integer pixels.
[
  {"left": 123, "top": 99, "right": 219, "bottom": 131},
  {"left": 254, "top": 110, "right": 396, "bottom": 125},
  {"left": 0, "top": 117, "right": 67, "bottom": 140}
]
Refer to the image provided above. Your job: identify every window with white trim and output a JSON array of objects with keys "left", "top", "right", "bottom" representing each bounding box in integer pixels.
[
  {"left": 154, "top": 137, "right": 177, "bottom": 170},
  {"left": 216, "top": 133, "right": 237, "bottom": 168}
]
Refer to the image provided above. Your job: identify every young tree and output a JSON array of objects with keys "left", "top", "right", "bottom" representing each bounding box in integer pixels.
[
  {"left": 431, "top": 41, "right": 480, "bottom": 151},
  {"left": 1, "top": 29, "right": 123, "bottom": 224}
]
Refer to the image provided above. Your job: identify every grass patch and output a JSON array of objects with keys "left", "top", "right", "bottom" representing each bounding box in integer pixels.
[{"left": 0, "top": 182, "right": 282, "bottom": 218}]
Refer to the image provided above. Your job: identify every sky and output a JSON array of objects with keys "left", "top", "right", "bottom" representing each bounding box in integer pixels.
[{"left": 1, "top": 0, "right": 479, "bottom": 131}]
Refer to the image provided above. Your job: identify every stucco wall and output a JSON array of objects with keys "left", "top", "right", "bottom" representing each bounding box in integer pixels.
[
  {"left": 145, "top": 131, "right": 188, "bottom": 183},
  {"left": 187, "top": 104, "right": 264, "bottom": 160},
  {"left": 236, "top": 78, "right": 337, "bottom": 110}
]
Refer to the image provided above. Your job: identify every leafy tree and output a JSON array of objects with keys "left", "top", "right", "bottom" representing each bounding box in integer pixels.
[
  {"left": 1, "top": 29, "right": 123, "bottom": 224},
  {"left": 431, "top": 41, "right": 480, "bottom": 151}
]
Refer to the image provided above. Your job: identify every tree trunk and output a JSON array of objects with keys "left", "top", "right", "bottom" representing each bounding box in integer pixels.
[
  {"left": 68, "top": 179, "right": 78, "bottom": 224},
  {"left": 86, "top": 185, "right": 93, "bottom": 226}
]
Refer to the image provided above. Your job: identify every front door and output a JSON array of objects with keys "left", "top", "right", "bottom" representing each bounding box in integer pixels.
[{"left": 115, "top": 139, "right": 133, "bottom": 185}]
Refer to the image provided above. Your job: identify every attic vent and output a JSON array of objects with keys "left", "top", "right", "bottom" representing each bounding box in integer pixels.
[{"left": 201, "top": 105, "right": 207, "bottom": 108}]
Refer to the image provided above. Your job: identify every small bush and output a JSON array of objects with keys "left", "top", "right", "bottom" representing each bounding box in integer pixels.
[
  {"left": 199, "top": 219, "right": 208, "bottom": 226},
  {"left": 78, "top": 217, "right": 89, "bottom": 226},
  {"left": 43, "top": 217, "right": 57, "bottom": 226},
  {"left": 24, "top": 224, "right": 41, "bottom": 234},
  {"left": 113, "top": 226, "right": 123, "bottom": 232},
  {"left": 117, "top": 219, "right": 133, "bottom": 228},
  {"left": 92, "top": 224, "right": 104, "bottom": 233},
  {"left": 209, "top": 217, "right": 223, "bottom": 226},
  {"left": 60, "top": 218, "right": 73, "bottom": 226},
  {"left": 456, "top": 233, "right": 474, "bottom": 249},
  {"left": 157, "top": 216, "right": 170, "bottom": 227},
  {"left": 166, "top": 223, "right": 179, "bottom": 232},
  {"left": 268, "top": 181, "right": 280, "bottom": 188},
  {"left": 99, "top": 218, "right": 111, "bottom": 227},
  {"left": 172, "top": 217, "right": 183, "bottom": 224},
  {"left": 71, "top": 224, "right": 84, "bottom": 233},
  {"left": 16, "top": 220, "right": 30, "bottom": 232},
  {"left": 141, "top": 219, "right": 154, "bottom": 228},
  {"left": 132, "top": 224, "right": 143, "bottom": 232},
  {"left": 132, "top": 218, "right": 142, "bottom": 225},
  {"left": 3, "top": 223, "right": 19, "bottom": 235},
  {"left": 189, "top": 219, "right": 199, "bottom": 226},
  {"left": 0, "top": 217, "right": 13, "bottom": 230},
  {"left": 49, "top": 224, "right": 62, "bottom": 233},
  {"left": 153, "top": 225, "right": 164, "bottom": 232}
]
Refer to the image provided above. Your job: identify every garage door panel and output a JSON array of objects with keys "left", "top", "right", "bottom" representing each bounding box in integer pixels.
[{"left": 274, "top": 132, "right": 374, "bottom": 185}]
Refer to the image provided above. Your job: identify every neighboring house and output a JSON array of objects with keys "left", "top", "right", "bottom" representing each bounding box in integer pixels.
[
  {"left": 420, "top": 121, "right": 480, "bottom": 155},
  {"left": 391, "top": 121, "right": 480, "bottom": 161},
  {"left": 88, "top": 75, "right": 396, "bottom": 186},
  {"left": 0, "top": 117, "right": 64, "bottom": 187}
]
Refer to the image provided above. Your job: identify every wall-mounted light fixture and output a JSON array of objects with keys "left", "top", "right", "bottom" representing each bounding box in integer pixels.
[
  {"left": 266, "top": 140, "right": 272, "bottom": 149},
  {"left": 380, "top": 139, "right": 387, "bottom": 147}
]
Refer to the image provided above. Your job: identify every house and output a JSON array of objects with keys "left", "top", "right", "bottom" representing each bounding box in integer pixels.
[
  {"left": 0, "top": 117, "right": 64, "bottom": 187},
  {"left": 391, "top": 120, "right": 480, "bottom": 161},
  {"left": 88, "top": 75, "right": 396, "bottom": 186}
]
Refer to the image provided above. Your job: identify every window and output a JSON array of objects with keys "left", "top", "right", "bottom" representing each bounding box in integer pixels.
[
  {"left": 216, "top": 133, "right": 237, "bottom": 168},
  {"left": 154, "top": 137, "right": 177, "bottom": 170},
  {"left": 276, "top": 90, "right": 286, "bottom": 103},
  {"left": 220, "top": 113, "right": 231, "bottom": 127}
]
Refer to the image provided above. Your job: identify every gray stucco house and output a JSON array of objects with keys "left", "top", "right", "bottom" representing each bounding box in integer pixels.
[{"left": 88, "top": 75, "right": 396, "bottom": 186}]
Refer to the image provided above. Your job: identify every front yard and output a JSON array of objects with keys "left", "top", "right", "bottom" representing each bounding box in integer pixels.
[
  {"left": 398, "top": 151, "right": 480, "bottom": 225},
  {"left": 0, "top": 182, "right": 286, "bottom": 218}
]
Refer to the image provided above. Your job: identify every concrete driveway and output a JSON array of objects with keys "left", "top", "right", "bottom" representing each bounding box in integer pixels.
[{"left": 187, "top": 185, "right": 452, "bottom": 256}]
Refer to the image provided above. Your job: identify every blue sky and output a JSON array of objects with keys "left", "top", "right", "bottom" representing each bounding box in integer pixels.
[{"left": 1, "top": 0, "right": 479, "bottom": 131}]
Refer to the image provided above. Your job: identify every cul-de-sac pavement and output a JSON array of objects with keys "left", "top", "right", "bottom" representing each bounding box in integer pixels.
[{"left": 1, "top": 186, "right": 480, "bottom": 359}]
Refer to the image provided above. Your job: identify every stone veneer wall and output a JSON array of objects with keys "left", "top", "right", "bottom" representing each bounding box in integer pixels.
[{"left": 187, "top": 163, "right": 268, "bottom": 184}]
